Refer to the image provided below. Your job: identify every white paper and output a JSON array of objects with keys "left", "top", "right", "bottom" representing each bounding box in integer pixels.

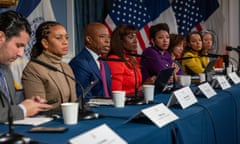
[
  {"left": 141, "top": 103, "right": 179, "bottom": 128},
  {"left": 227, "top": 72, "right": 240, "bottom": 84},
  {"left": 69, "top": 124, "right": 127, "bottom": 144},
  {"left": 173, "top": 87, "right": 198, "bottom": 109},
  {"left": 198, "top": 82, "right": 217, "bottom": 98},
  {"left": 12, "top": 117, "right": 53, "bottom": 126},
  {"left": 216, "top": 75, "right": 231, "bottom": 89}
]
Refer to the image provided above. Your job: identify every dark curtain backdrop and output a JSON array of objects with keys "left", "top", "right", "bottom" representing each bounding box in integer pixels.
[{"left": 74, "top": 0, "right": 113, "bottom": 54}]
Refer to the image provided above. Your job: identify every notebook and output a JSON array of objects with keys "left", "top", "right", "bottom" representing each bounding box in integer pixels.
[
  {"left": 204, "top": 59, "right": 217, "bottom": 82},
  {"left": 154, "top": 68, "right": 175, "bottom": 94},
  {"left": 87, "top": 79, "right": 115, "bottom": 105},
  {"left": 204, "top": 59, "right": 217, "bottom": 73}
]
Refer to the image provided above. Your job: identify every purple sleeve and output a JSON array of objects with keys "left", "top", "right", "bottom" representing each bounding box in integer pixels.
[{"left": 141, "top": 47, "right": 173, "bottom": 82}]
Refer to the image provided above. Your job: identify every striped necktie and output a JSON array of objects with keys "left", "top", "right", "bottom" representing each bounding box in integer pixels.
[
  {"left": 99, "top": 60, "right": 110, "bottom": 98},
  {"left": 0, "top": 67, "right": 10, "bottom": 101}
]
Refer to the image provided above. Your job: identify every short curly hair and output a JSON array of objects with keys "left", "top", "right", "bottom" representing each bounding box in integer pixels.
[{"left": 149, "top": 23, "right": 169, "bottom": 39}]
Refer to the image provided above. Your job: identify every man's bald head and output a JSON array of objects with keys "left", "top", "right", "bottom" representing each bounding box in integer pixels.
[
  {"left": 84, "top": 23, "right": 110, "bottom": 56},
  {"left": 84, "top": 23, "right": 106, "bottom": 38}
]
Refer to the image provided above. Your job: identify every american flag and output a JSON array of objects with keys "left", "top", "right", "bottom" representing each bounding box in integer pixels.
[
  {"left": 172, "top": 0, "right": 219, "bottom": 35},
  {"left": 105, "top": 0, "right": 171, "bottom": 53}
]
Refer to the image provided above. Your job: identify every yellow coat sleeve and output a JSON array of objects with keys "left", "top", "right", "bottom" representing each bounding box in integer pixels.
[{"left": 182, "top": 51, "right": 205, "bottom": 75}]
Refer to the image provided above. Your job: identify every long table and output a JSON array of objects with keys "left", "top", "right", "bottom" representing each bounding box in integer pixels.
[{"left": 1, "top": 84, "right": 240, "bottom": 144}]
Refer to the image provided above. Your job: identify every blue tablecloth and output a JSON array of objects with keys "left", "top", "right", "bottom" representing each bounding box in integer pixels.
[
  {"left": 172, "top": 90, "right": 238, "bottom": 144},
  {"left": 1, "top": 84, "right": 240, "bottom": 144}
]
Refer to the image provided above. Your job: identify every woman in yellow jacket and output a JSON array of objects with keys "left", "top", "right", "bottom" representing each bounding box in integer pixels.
[{"left": 181, "top": 31, "right": 208, "bottom": 75}]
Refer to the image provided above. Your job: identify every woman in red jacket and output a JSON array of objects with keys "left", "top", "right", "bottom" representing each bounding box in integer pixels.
[{"left": 107, "top": 24, "right": 142, "bottom": 97}]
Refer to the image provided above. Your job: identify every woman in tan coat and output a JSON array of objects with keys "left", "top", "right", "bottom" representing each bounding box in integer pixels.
[{"left": 22, "top": 21, "right": 77, "bottom": 109}]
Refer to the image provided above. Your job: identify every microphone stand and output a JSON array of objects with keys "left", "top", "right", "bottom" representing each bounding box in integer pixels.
[
  {"left": 125, "top": 62, "right": 144, "bottom": 105},
  {"left": 226, "top": 46, "right": 240, "bottom": 73},
  {"left": 172, "top": 73, "right": 177, "bottom": 90},
  {"left": 223, "top": 55, "right": 229, "bottom": 75},
  {"left": 0, "top": 90, "right": 27, "bottom": 144},
  {"left": 31, "top": 58, "right": 99, "bottom": 120},
  {"left": 237, "top": 46, "right": 240, "bottom": 72},
  {"left": 77, "top": 80, "right": 99, "bottom": 120},
  {"left": 171, "top": 61, "right": 179, "bottom": 91}
]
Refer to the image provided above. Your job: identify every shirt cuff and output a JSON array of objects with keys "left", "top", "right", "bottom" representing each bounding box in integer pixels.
[{"left": 18, "top": 104, "right": 26, "bottom": 117}]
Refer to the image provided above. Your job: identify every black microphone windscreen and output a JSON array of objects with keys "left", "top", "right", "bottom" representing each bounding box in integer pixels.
[
  {"left": 207, "top": 53, "right": 218, "bottom": 57},
  {"left": 226, "top": 46, "right": 233, "bottom": 51},
  {"left": 125, "top": 53, "right": 142, "bottom": 57},
  {"left": 176, "top": 56, "right": 195, "bottom": 60},
  {"left": 125, "top": 53, "right": 154, "bottom": 60},
  {"left": 204, "top": 53, "right": 225, "bottom": 58},
  {"left": 226, "top": 46, "right": 240, "bottom": 53},
  {"left": 98, "top": 57, "right": 126, "bottom": 62}
]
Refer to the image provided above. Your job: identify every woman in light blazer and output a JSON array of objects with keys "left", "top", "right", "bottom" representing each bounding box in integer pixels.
[{"left": 22, "top": 21, "right": 77, "bottom": 109}]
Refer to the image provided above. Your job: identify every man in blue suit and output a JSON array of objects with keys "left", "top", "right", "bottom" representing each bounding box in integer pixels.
[{"left": 69, "top": 23, "right": 111, "bottom": 100}]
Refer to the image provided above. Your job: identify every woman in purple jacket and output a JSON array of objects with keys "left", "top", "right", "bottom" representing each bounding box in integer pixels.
[{"left": 140, "top": 23, "right": 176, "bottom": 83}]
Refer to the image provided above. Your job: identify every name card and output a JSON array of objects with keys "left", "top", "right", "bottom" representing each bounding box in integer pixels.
[
  {"left": 227, "top": 72, "right": 240, "bottom": 84},
  {"left": 142, "top": 103, "right": 178, "bottom": 128},
  {"left": 126, "top": 103, "right": 178, "bottom": 128},
  {"left": 215, "top": 75, "right": 231, "bottom": 89},
  {"left": 198, "top": 82, "right": 217, "bottom": 98},
  {"left": 69, "top": 124, "right": 127, "bottom": 144},
  {"left": 167, "top": 86, "right": 198, "bottom": 109}
]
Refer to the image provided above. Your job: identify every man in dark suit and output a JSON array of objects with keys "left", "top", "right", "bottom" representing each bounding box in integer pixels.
[
  {"left": 69, "top": 22, "right": 111, "bottom": 100},
  {"left": 0, "top": 10, "right": 52, "bottom": 122}
]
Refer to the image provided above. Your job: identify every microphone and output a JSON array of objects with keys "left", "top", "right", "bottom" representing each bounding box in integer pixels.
[
  {"left": 201, "top": 53, "right": 229, "bottom": 75},
  {"left": 30, "top": 58, "right": 58, "bottom": 71},
  {"left": 0, "top": 90, "right": 29, "bottom": 144},
  {"left": 175, "top": 56, "right": 200, "bottom": 60},
  {"left": 201, "top": 53, "right": 227, "bottom": 58},
  {"left": 98, "top": 57, "right": 126, "bottom": 62},
  {"left": 176, "top": 53, "right": 226, "bottom": 61},
  {"left": 125, "top": 53, "right": 143, "bottom": 57},
  {"left": 226, "top": 46, "right": 240, "bottom": 53},
  {"left": 30, "top": 58, "right": 99, "bottom": 120},
  {"left": 125, "top": 52, "right": 154, "bottom": 59}
]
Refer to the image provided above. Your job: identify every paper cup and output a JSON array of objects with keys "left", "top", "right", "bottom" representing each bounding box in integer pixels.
[
  {"left": 112, "top": 91, "right": 126, "bottom": 108},
  {"left": 143, "top": 85, "right": 155, "bottom": 104},
  {"left": 227, "top": 66, "right": 232, "bottom": 74},
  {"left": 199, "top": 73, "right": 206, "bottom": 83},
  {"left": 61, "top": 102, "right": 79, "bottom": 125},
  {"left": 179, "top": 75, "right": 191, "bottom": 87}
]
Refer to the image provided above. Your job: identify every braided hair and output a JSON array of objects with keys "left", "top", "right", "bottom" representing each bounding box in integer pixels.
[{"left": 30, "top": 21, "right": 62, "bottom": 58}]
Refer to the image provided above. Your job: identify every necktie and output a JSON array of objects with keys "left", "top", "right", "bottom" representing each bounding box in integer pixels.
[
  {"left": 99, "top": 60, "right": 110, "bottom": 98},
  {"left": 0, "top": 67, "right": 10, "bottom": 101}
]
